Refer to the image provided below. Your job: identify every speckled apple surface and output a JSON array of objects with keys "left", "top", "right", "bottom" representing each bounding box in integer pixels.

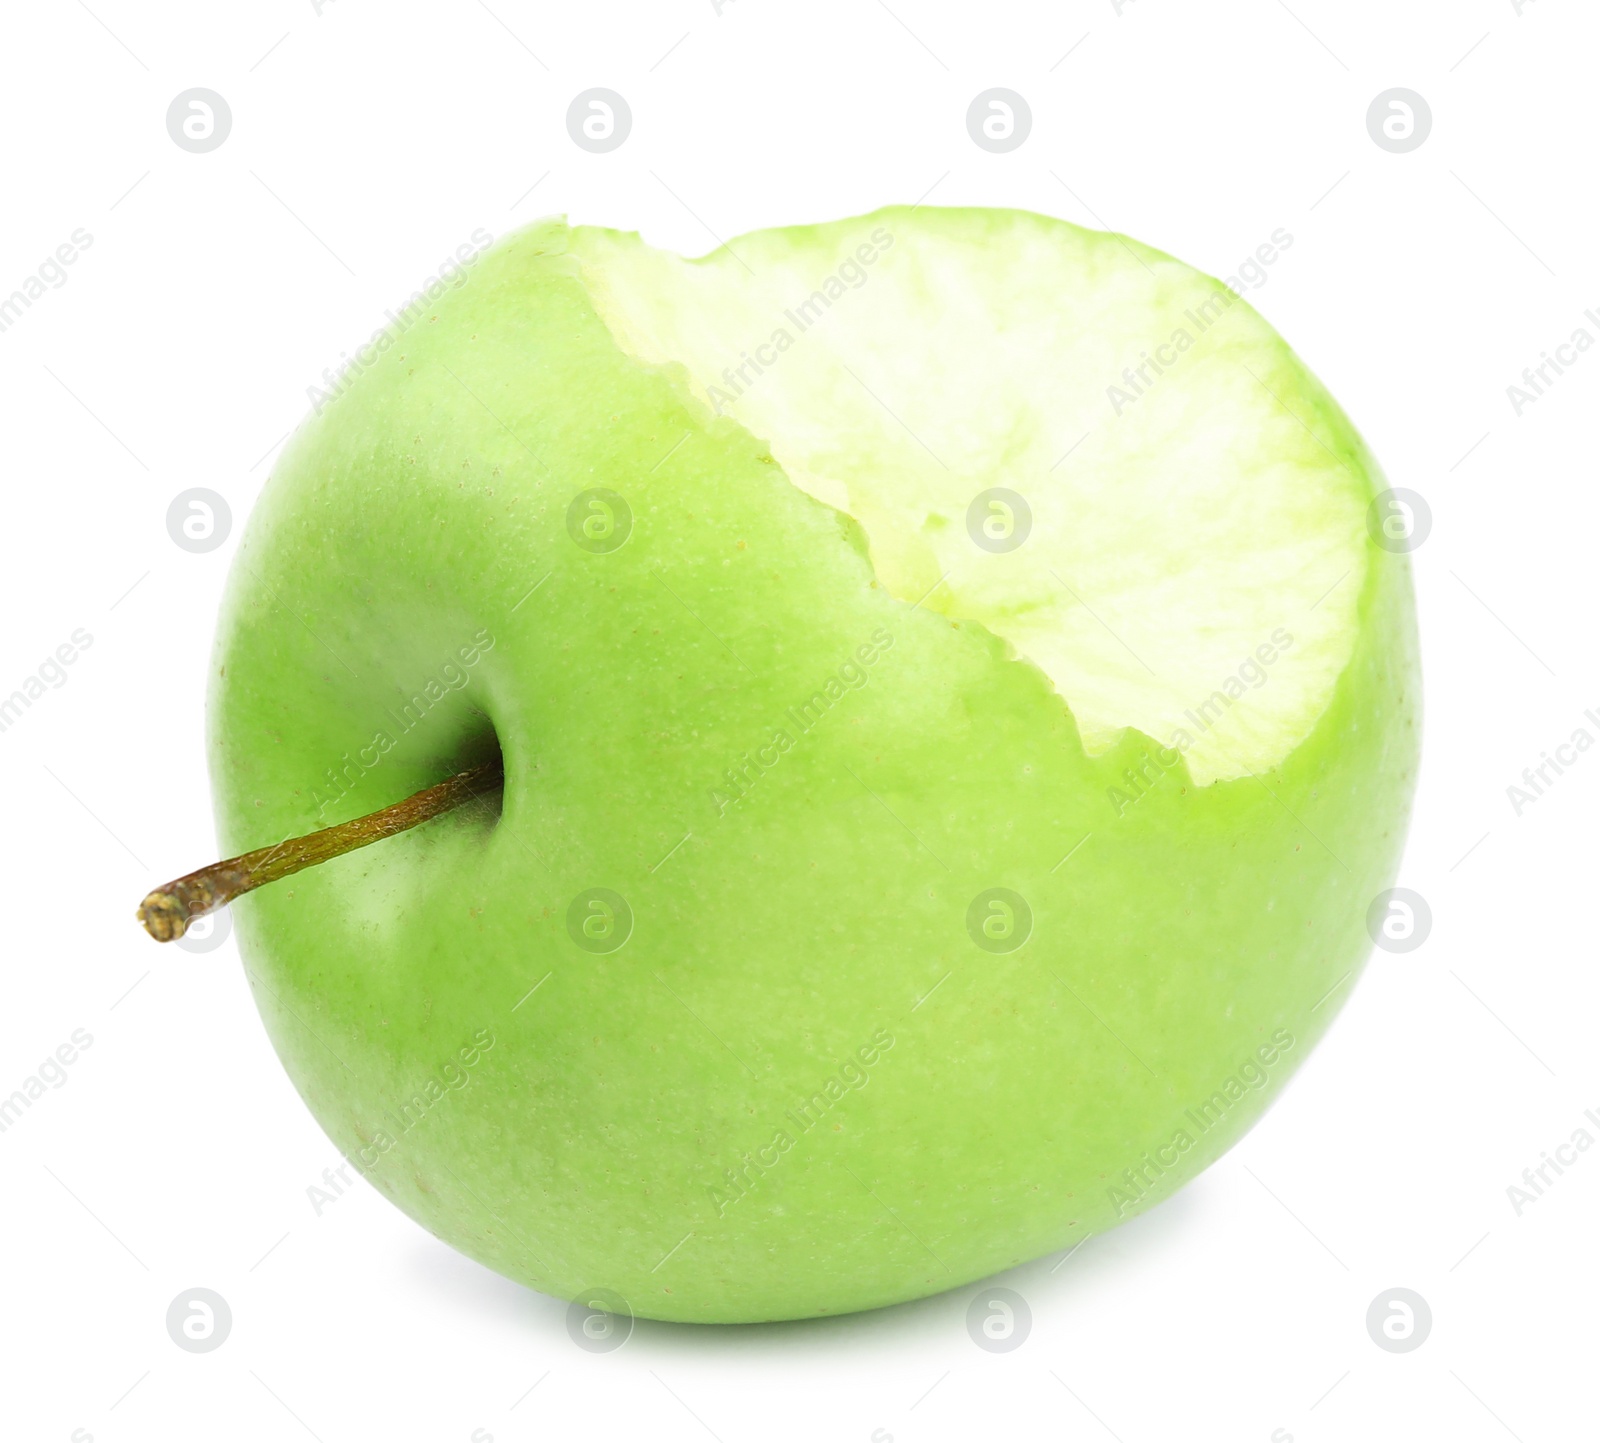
[{"left": 209, "top": 207, "right": 1419, "bottom": 1323}]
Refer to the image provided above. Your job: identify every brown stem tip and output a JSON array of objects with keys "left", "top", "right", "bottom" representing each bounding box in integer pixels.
[{"left": 136, "top": 759, "right": 504, "bottom": 943}]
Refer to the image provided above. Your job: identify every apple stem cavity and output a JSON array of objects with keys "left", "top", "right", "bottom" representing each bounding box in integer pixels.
[{"left": 135, "top": 759, "right": 504, "bottom": 943}]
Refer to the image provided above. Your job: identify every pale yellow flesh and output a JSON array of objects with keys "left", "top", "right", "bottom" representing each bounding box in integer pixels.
[{"left": 572, "top": 209, "right": 1367, "bottom": 784}]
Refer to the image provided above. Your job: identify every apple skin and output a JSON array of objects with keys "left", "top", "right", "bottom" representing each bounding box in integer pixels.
[{"left": 210, "top": 210, "right": 1419, "bottom": 1323}]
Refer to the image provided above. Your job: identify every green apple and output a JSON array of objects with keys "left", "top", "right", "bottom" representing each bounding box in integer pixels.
[{"left": 208, "top": 206, "right": 1418, "bottom": 1323}]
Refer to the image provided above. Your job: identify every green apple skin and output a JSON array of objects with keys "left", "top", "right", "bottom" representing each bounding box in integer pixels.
[{"left": 210, "top": 209, "right": 1419, "bottom": 1323}]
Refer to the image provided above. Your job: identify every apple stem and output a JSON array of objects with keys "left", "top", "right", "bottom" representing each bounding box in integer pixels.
[{"left": 135, "top": 759, "right": 504, "bottom": 943}]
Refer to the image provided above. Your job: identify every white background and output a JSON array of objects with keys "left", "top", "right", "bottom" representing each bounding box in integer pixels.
[{"left": 1, "top": 1, "right": 1595, "bottom": 1439}]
